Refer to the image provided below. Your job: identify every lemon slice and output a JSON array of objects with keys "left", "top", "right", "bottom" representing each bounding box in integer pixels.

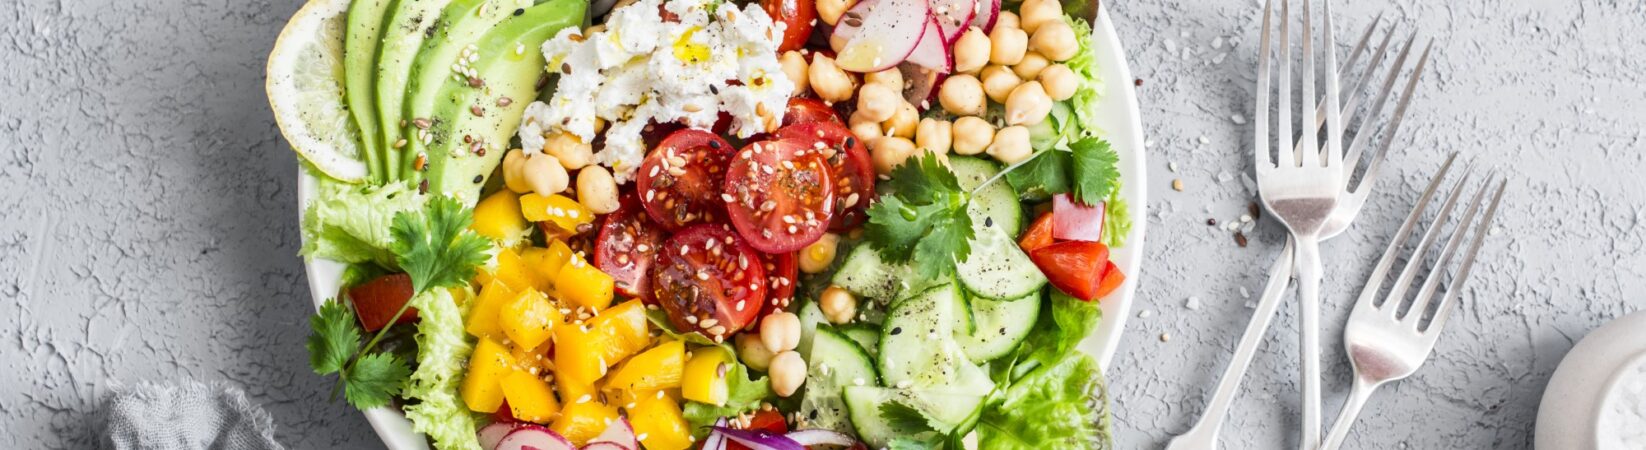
[{"left": 266, "top": 0, "right": 368, "bottom": 183}]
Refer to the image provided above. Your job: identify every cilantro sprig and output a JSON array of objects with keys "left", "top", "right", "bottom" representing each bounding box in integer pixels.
[{"left": 307, "top": 195, "right": 491, "bottom": 410}]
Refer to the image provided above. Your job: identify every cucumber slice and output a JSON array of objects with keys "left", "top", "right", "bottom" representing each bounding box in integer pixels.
[
  {"left": 842, "top": 386, "right": 984, "bottom": 448},
  {"left": 801, "top": 327, "right": 880, "bottom": 433},
  {"left": 831, "top": 245, "right": 907, "bottom": 303},
  {"left": 795, "top": 298, "right": 827, "bottom": 356},
  {"left": 839, "top": 324, "right": 881, "bottom": 358},
  {"left": 878, "top": 285, "right": 991, "bottom": 391},
  {"left": 955, "top": 291, "right": 1041, "bottom": 363},
  {"left": 949, "top": 156, "right": 1024, "bottom": 237},
  {"left": 955, "top": 225, "right": 1047, "bottom": 300}
]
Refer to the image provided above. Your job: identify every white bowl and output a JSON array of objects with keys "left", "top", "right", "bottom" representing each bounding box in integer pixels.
[
  {"left": 1536, "top": 310, "right": 1646, "bottom": 449},
  {"left": 295, "top": 5, "right": 1146, "bottom": 448}
]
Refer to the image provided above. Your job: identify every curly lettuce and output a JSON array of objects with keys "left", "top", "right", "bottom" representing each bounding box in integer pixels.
[
  {"left": 300, "top": 180, "right": 423, "bottom": 266},
  {"left": 401, "top": 288, "right": 483, "bottom": 450},
  {"left": 977, "top": 353, "right": 1112, "bottom": 450}
]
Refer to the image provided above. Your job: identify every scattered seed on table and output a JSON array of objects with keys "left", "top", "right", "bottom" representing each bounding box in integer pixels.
[
  {"left": 1234, "top": 231, "right": 1249, "bottom": 247},
  {"left": 1168, "top": 161, "right": 1179, "bottom": 172},
  {"left": 1207, "top": 218, "right": 1218, "bottom": 226},
  {"left": 1160, "top": 333, "right": 1171, "bottom": 342},
  {"left": 1172, "top": 179, "right": 1184, "bottom": 191}
]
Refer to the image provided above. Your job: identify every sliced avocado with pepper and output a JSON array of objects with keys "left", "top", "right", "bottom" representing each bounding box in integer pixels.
[
  {"left": 374, "top": 0, "right": 459, "bottom": 180},
  {"left": 401, "top": 0, "right": 535, "bottom": 181},
  {"left": 416, "top": 0, "right": 586, "bottom": 204},
  {"left": 343, "top": 0, "right": 396, "bottom": 183}
]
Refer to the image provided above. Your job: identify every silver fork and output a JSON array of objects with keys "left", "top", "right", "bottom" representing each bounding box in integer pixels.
[
  {"left": 1320, "top": 162, "right": 1508, "bottom": 450},
  {"left": 1166, "top": 15, "right": 1432, "bottom": 448}
]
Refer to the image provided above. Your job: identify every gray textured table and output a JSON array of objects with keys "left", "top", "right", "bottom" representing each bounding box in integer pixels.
[{"left": 2, "top": 0, "right": 1641, "bottom": 448}]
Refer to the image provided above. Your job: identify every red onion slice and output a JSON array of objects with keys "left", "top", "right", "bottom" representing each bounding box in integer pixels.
[
  {"left": 700, "top": 418, "right": 731, "bottom": 450},
  {"left": 785, "top": 429, "right": 859, "bottom": 447},
  {"left": 707, "top": 427, "right": 806, "bottom": 450}
]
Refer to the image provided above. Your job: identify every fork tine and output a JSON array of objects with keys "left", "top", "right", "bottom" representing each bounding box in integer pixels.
[
  {"left": 1299, "top": 13, "right": 1386, "bottom": 140},
  {"left": 1299, "top": 0, "right": 1319, "bottom": 168},
  {"left": 1345, "top": 33, "right": 1423, "bottom": 178},
  {"left": 1322, "top": 0, "right": 1343, "bottom": 169},
  {"left": 1403, "top": 172, "right": 1495, "bottom": 330},
  {"left": 1353, "top": 153, "right": 1457, "bottom": 312},
  {"left": 1426, "top": 179, "right": 1508, "bottom": 335},
  {"left": 1385, "top": 164, "right": 1475, "bottom": 320},
  {"left": 1351, "top": 40, "right": 1433, "bottom": 192},
  {"left": 1255, "top": 0, "right": 1275, "bottom": 170},
  {"left": 1276, "top": 0, "right": 1295, "bottom": 169}
]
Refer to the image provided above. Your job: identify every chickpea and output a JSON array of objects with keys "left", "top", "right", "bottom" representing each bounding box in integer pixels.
[
  {"left": 988, "top": 125, "right": 1034, "bottom": 164},
  {"left": 1039, "top": 64, "right": 1079, "bottom": 101},
  {"left": 938, "top": 74, "right": 986, "bottom": 116},
  {"left": 799, "top": 233, "right": 841, "bottom": 274},
  {"left": 870, "top": 136, "right": 917, "bottom": 173},
  {"left": 882, "top": 101, "right": 919, "bottom": 139},
  {"left": 735, "top": 333, "right": 775, "bottom": 371},
  {"left": 1018, "top": 0, "right": 1063, "bottom": 34},
  {"left": 915, "top": 118, "right": 952, "bottom": 155},
  {"left": 809, "top": 55, "right": 856, "bottom": 103},
  {"left": 575, "top": 166, "right": 620, "bottom": 214},
  {"left": 980, "top": 65, "right": 1022, "bottom": 103},
  {"left": 856, "top": 83, "right": 900, "bottom": 122},
  {"left": 849, "top": 118, "right": 883, "bottom": 143},
  {"left": 865, "top": 68, "right": 904, "bottom": 91},
  {"left": 1030, "top": 20, "right": 1079, "bottom": 61},
  {"left": 995, "top": 11, "right": 1020, "bottom": 30},
  {"left": 502, "top": 149, "right": 532, "bottom": 193},
  {"left": 780, "top": 51, "right": 811, "bottom": 95},
  {"left": 951, "top": 116, "right": 995, "bottom": 155},
  {"left": 769, "top": 351, "right": 806, "bottom": 397},
  {"left": 820, "top": 285, "right": 858, "bottom": 324},
  {"left": 816, "top": 0, "right": 856, "bottom": 25},
  {"left": 1013, "top": 52, "right": 1050, "bottom": 80},
  {"left": 545, "top": 132, "right": 593, "bottom": 170},
  {"left": 760, "top": 312, "right": 802, "bottom": 354},
  {"left": 989, "top": 26, "right": 1029, "bottom": 66},
  {"left": 1006, "top": 81, "right": 1053, "bottom": 126},
  {"left": 953, "top": 27, "right": 991, "bottom": 74},
  {"left": 523, "top": 153, "right": 569, "bottom": 195}
]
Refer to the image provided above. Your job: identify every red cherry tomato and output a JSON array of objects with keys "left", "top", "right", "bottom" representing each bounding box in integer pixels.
[
  {"left": 723, "top": 139, "right": 836, "bottom": 253},
  {"left": 783, "top": 97, "right": 843, "bottom": 126},
  {"left": 727, "top": 409, "right": 792, "bottom": 450},
  {"left": 1028, "top": 240, "right": 1111, "bottom": 301},
  {"left": 1094, "top": 261, "right": 1126, "bottom": 300},
  {"left": 650, "top": 225, "right": 768, "bottom": 338},
  {"left": 762, "top": 0, "right": 816, "bottom": 52},
  {"left": 636, "top": 129, "right": 735, "bottom": 230},
  {"left": 347, "top": 273, "right": 417, "bottom": 332},
  {"left": 761, "top": 252, "right": 799, "bottom": 316},
  {"left": 1019, "top": 212, "right": 1055, "bottom": 253},
  {"left": 593, "top": 195, "right": 668, "bottom": 303},
  {"left": 775, "top": 122, "right": 875, "bottom": 230}
]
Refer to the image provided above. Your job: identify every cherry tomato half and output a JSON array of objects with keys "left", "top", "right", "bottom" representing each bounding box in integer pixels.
[
  {"left": 723, "top": 139, "right": 835, "bottom": 253},
  {"left": 762, "top": 0, "right": 817, "bottom": 52},
  {"left": 593, "top": 195, "right": 668, "bottom": 303},
  {"left": 650, "top": 225, "right": 768, "bottom": 338},
  {"left": 775, "top": 122, "right": 875, "bottom": 230},
  {"left": 782, "top": 97, "right": 844, "bottom": 127},
  {"left": 347, "top": 273, "right": 417, "bottom": 332},
  {"left": 1028, "top": 240, "right": 1111, "bottom": 301},
  {"left": 761, "top": 252, "right": 799, "bottom": 316},
  {"left": 636, "top": 129, "right": 735, "bottom": 230}
]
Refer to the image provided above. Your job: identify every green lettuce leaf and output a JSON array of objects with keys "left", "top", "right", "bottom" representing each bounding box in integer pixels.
[
  {"left": 300, "top": 180, "right": 423, "bottom": 266},
  {"left": 1008, "top": 290, "right": 1103, "bottom": 379},
  {"left": 976, "top": 354, "right": 1112, "bottom": 450},
  {"left": 1102, "top": 188, "right": 1132, "bottom": 249},
  {"left": 1064, "top": 15, "right": 1105, "bottom": 139},
  {"left": 400, "top": 288, "right": 483, "bottom": 450}
]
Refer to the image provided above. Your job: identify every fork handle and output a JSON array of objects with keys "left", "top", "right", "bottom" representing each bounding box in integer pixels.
[
  {"left": 1295, "top": 236, "right": 1325, "bottom": 450},
  {"left": 1320, "top": 377, "right": 1378, "bottom": 450}
]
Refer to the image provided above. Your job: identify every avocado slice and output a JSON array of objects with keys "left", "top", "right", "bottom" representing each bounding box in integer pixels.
[
  {"left": 374, "top": 0, "right": 459, "bottom": 181},
  {"left": 401, "top": 0, "right": 534, "bottom": 181},
  {"left": 344, "top": 0, "right": 396, "bottom": 183},
  {"left": 417, "top": 0, "right": 586, "bottom": 204}
]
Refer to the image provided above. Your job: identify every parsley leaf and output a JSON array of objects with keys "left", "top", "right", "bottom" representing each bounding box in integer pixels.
[
  {"left": 880, "top": 402, "right": 939, "bottom": 433},
  {"left": 390, "top": 196, "right": 492, "bottom": 294},
  {"left": 307, "top": 299, "right": 359, "bottom": 375},
  {"left": 864, "top": 153, "right": 974, "bottom": 277},
  {"left": 343, "top": 352, "right": 412, "bottom": 410},
  {"left": 1069, "top": 139, "right": 1120, "bottom": 206}
]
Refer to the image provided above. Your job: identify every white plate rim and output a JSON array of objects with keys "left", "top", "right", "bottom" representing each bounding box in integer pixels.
[{"left": 295, "top": 4, "right": 1144, "bottom": 447}]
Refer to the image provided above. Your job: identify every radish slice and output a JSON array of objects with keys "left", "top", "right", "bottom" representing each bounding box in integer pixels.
[
  {"left": 832, "top": 0, "right": 931, "bottom": 72},
  {"left": 969, "top": 0, "right": 1000, "bottom": 32},
  {"left": 496, "top": 426, "right": 576, "bottom": 450},
  {"left": 896, "top": 62, "right": 946, "bottom": 106},
  {"left": 478, "top": 422, "right": 521, "bottom": 450},
  {"left": 582, "top": 443, "right": 632, "bottom": 450},
  {"left": 903, "top": 17, "right": 952, "bottom": 73},
  {"left": 588, "top": 418, "right": 639, "bottom": 450},
  {"left": 1052, "top": 194, "right": 1106, "bottom": 242},
  {"left": 928, "top": 0, "right": 976, "bottom": 42}
]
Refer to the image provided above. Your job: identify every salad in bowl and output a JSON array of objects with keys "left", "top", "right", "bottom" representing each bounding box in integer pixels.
[{"left": 267, "top": 0, "right": 1141, "bottom": 446}]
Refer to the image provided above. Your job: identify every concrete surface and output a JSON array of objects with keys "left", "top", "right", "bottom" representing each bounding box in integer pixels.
[{"left": 0, "top": 0, "right": 1641, "bottom": 448}]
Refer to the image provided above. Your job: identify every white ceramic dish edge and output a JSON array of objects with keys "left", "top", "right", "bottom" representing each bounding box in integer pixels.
[
  {"left": 1536, "top": 310, "right": 1646, "bottom": 450},
  {"left": 295, "top": 4, "right": 1144, "bottom": 448}
]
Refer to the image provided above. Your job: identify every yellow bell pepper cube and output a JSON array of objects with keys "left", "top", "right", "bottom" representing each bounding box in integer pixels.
[
  {"left": 471, "top": 190, "right": 529, "bottom": 244},
  {"left": 520, "top": 241, "right": 573, "bottom": 292},
  {"left": 555, "top": 254, "right": 614, "bottom": 311},
  {"left": 460, "top": 337, "right": 516, "bottom": 413},
  {"left": 626, "top": 392, "right": 693, "bottom": 450},
  {"left": 681, "top": 346, "right": 734, "bottom": 406},
  {"left": 510, "top": 341, "right": 551, "bottom": 375},
  {"left": 501, "top": 370, "right": 560, "bottom": 423},
  {"left": 605, "top": 339, "right": 684, "bottom": 395},
  {"left": 520, "top": 194, "right": 595, "bottom": 234},
  {"left": 588, "top": 300, "right": 652, "bottom": 365},
  {"left": 500, "top": 288, "right": 561, "bottom": 350},
  {"left": 551, "top": 399, "right": 620, "bottom": 446},
  {"left": 553, "top": 324, "right": 608, "bottom": 392},
  {"left": 464, "top": 280, "right": 515, "bottom": 339},
  {"left": 477, "top": 248, "right": 537, "bottom": 293}
]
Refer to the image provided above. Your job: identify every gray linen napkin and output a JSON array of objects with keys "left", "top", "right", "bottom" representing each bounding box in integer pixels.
[{"left": 103, "top": 380, "right": 286, "bottom": 450}]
